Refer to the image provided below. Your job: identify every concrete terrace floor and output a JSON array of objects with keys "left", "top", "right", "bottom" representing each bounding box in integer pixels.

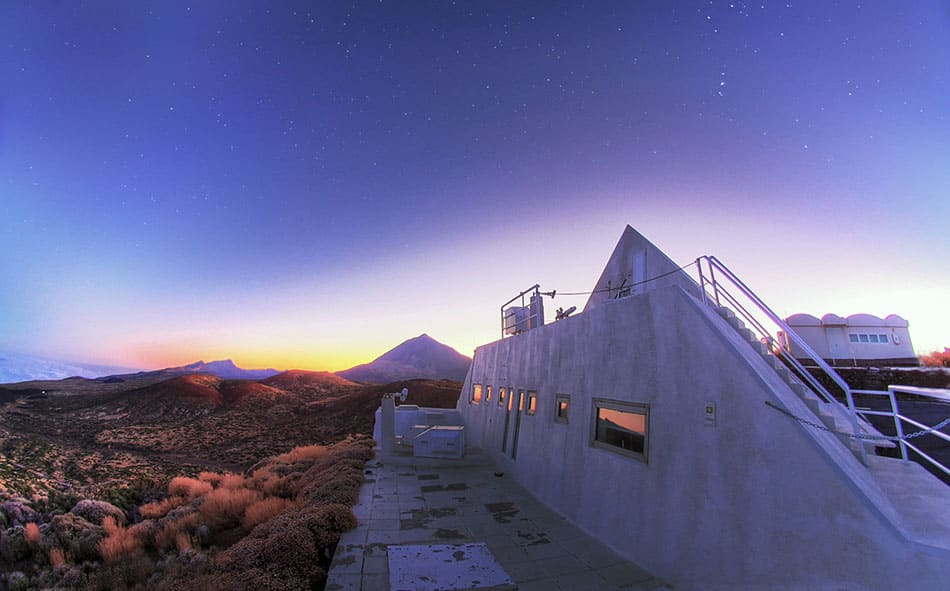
[{"left": 325, "top": 450, "right": 670, "bottom": 591}]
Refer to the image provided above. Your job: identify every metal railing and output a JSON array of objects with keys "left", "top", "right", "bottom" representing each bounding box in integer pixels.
[
  {"left": 852, "top": 386, "right": 950, "bottom": 478},
  {"left": 695, "top": 256, "right": 868, "bottom": 464},
  {"left": 500, "top": 284, "right": 551, "bottom": 338}
]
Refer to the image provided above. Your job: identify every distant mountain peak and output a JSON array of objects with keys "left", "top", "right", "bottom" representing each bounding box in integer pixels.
[
  {"left": 337, "top": 334, "right": 470, "bottom": 384},
  {"left": 161, "top": 359, "right": 280, "bottom": 381}
]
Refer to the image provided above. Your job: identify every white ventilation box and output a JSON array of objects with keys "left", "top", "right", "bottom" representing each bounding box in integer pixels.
[{"left": 412, "top": 425, "right": 465, "bottom": 459}]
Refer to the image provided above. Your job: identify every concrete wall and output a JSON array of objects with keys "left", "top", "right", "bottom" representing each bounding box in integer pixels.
[
  {"left": 585, "top": 225, "right": 700, "bottom": 312},
  {"left": 458, "top": 285, "right": 949, "bottom": 589}
]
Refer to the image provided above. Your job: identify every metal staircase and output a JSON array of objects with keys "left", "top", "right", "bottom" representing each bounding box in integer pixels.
[{"left": 695, "top": 256, "right": 893, "bottom": 465}]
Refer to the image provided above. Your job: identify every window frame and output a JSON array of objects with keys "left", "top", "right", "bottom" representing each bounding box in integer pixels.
[
  {"left": 590, "top": 398, "right": 649, "bottom": 463},
  {"left": 526, "top": 391, "right": 537, "bottom": 415},
  {"left": 485, "top": 385, "right": 492, "bottom": 402},
  {"left": 555, "top": 394, "right": 570, "bottom": 424},
  {"left": 497, "top": 386, "right": 507, "bottom": 407},
  {"left": 471, "top": 383, "right": 482, "bottom": 405}
]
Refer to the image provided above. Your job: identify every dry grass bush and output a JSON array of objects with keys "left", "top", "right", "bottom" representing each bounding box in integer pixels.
[
  {"left": 167, "top": 476, "right": 213, "bottom": 500},
  {"left": 197, "top": 487, "right": 261, "bottom": 528},
  {"left": 217, "top": 473, "right": 245, "bottom": 489},
  {"left": 197, "top": 471, "right": 223, "bottom": 486},
  {"left": 48, "top": 547, "right": 66, "bottom": 568},
  {"left": 23, "top": 521, "right": 41, "bottom": 546},
  {"left": 155, "top": 512, "right": 200, "bottom": 551},
  {"left": 241, "top": 497, "right": 295, "bottom": 530},
  {"left": 98, "top": 516, "right": 144, "bottom": 563},
  {"left": 139, "top": 496, "right": 184, "bottom": 519},
  {"left": 274, "top": 444, "right": 327, "bottom": 464},
  {"left": 174, "top": 531, "right": 194, "bottom": 553}
]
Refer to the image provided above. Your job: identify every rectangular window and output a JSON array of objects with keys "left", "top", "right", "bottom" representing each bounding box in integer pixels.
[
  {"left": 869, "top": 334, "right": 879, "bottom": 343},
  {"left": 486, "top": 385, "right": 492, "bottom": 402},
  {"left": 849, "top": 334, "right": 859, "bottom": 343},
  {"left": 859, "top": 334, "right": 869, "bottom": 343},
  {"left": 879, "top": 334, "right": 889, "bottom": 343},
  {"left": 526, "top": 391, "right": 537, "bottom": 415},
  {"left": 517, "top": 390, "right": 525, "bottom": 412},
  {"left": 498, "top": 387, "right": 506, "bottom": 407},
  {"left": 555, "top": 394, "right": 569, "bottom": 424},
  {"left": 471, "top": 384, "right": 482, "bottom": 404},
  {"left": 591, "top": 398, "right": 649, "bottom": 462}
]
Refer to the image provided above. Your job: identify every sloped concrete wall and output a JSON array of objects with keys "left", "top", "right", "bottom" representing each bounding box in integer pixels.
[{"left": 457, "top": 285, "right": 950, "bottom": 589}]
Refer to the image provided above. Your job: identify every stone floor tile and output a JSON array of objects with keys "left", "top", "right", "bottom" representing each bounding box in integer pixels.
[{"left": 324, "top": 573, "right": 362, "bottom": 591}]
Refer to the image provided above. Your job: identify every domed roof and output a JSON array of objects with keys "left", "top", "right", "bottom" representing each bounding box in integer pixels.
[
  {"left": 846, "top": 313, "right": 885, "bottom": 327},
  {"left": 883, "top": 314, "right": 908, "bottom": 327},
  {"left": 785, "top": 313, "right": 820, "bottom": 326},
  {"left": 821, "top": 313, "right": 847, "bottom": 326}
]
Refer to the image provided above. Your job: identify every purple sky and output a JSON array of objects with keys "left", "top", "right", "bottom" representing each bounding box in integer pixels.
[{"left": 1, "top": 1, "right": 947, "bottom": 370}]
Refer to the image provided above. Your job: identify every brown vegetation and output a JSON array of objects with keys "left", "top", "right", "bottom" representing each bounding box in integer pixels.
[
  {"left": 920, "top": 347, "right": 950, "bottom": 368},
  {"left": 0, "top": 370, "right": 454, "bottom": 589},
  {"left": 1, "top": 436, "right": 374, "bottom": 590}
]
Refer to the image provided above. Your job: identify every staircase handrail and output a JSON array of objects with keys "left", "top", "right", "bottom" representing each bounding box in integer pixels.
[
  {"left": 696, "top": 256, "right": 867, "bottom": 463},
  {"left": 704, "top": 270, "right": 845, "bottom": 408}
]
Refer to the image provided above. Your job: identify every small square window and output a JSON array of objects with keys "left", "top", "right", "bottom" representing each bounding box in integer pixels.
[
  {"left": 869, "top": 334, "right": 879, "bottom": 343},
  {"left": 859, "top": 334, "right": 869, "bottom": 343},
  {"left": 498, "top": 387, "right": 506, "bottom": 406},
  {"left": 486, "top": 385, "right": 492, "bottom": 402},
  {"left": 555, "top": 394, "right": 570, "bottom": 424},
  {"left": 849, "top": 334, "right": 859, "bottom": 343},
  {"left": 526, "top": 391, "right": 537, "bottom": 415},
  {"left": 471, "top": 384, "right": 482, "bottom": 404},
  {"left": 591, "top": 398, "right": 649, "bottom": 462},
  {"left": 879, "top": 334, "right": 889, "bottom": 343}
]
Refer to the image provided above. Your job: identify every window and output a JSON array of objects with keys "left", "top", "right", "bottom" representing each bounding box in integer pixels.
[
  {"left": 849, "top": 332, "right": 891, "bottom": 345},
  {"left": 591, "top": 398, "right": 649, "bottom": 462},
  {"left": 498, "top": 387, "right": 506, "bottom": 406},
  {"left": 486, "top": 385, "right": 492, "bottom": 402},
  {"left": 555, "top": 394, "right": 570, "bottom": 424},
  {"left": 471, "top": 384, "right": 482, "bottom": 404},
  {"left": 526, "top": 391, "right": 537, "bottom": 415}
]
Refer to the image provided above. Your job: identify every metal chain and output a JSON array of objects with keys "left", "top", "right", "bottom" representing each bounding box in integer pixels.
[{"left": 764, "top": 401, "right": 950, "bottom": 441}]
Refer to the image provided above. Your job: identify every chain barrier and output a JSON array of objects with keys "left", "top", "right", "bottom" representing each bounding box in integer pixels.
[{"left": 764, "top": 401, "right": 950, "bottom": 441}]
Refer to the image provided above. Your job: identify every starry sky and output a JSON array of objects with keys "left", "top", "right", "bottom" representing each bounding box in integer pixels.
[{"left": 1, "top": 1, "right": 948, "bottom": 371}]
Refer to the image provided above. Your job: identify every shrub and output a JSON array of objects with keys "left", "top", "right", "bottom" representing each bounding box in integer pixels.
[
  {"left": 275, "top": 444, "right": 327, "bottom": 464},
  {"left": 23, "top": 522, "right": 41, "bottom": 547},
  {"left": 197, "top": 471, "right": 223, "bottom": 486},
  {"left": 70, "top": 499, "right": 127, "bottom": 526},
  {"left": 198, "top": 488, "right": 261, "bottom": 528},
  {"left": 48, "top": 547, "right": 66, "bottom": 568},
  {"left": 46, "top": 513, "right": 105, "bottom": 562},
  {"left": 242, "top": 497, "right": 294, "bottom": 530},
  {"left": 140, "top": 496, "right": 184, "bottom": 519},
  {"left": 98, "top": 516, "right": 144, "bottom": 563},
  {"left": 920, "top": 347, "right": 950, "bottom": 368},
  {"left": 168, "top": 477, "right": 213, "bottom": 500},
  {"left": 217, "top": 473, "right": 245, "bottom": 490},
  {"left": 155, "top": 512, "right": 200, "bottom": 551},
  {"left": 175, "top": 532, "right": 194, "bottom": 553}
]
